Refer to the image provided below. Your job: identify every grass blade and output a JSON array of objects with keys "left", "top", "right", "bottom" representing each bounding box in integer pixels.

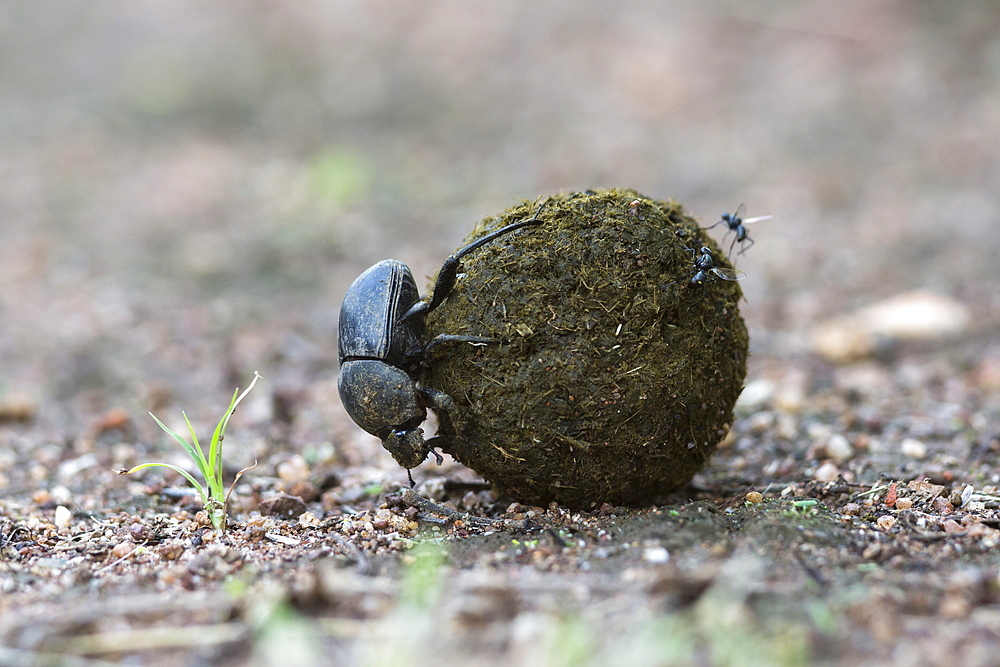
[
  {"left": 182, "top": 411, "right": 208, "bottom": 468},
  {"left": 148, "top": 412, "right": 211, "bottom": 481},
  {"left": 208, "top": 372, "right": 262, "bottom": 494},
  {"left": 118, "top": 462, "right": 208, "bottom": 504},
  {"left": 207, "top": 388, "right": 241, "bottom": 494},
  {"left": 122, "top": 371, "right": 262, "bottom": 533}
]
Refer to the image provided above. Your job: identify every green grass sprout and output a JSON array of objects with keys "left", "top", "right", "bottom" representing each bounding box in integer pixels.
[{"left": 118, "top": 372, "right": 262, "bottom": 531}]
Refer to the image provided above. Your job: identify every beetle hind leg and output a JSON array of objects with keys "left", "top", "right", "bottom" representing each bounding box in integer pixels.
[
  {"left": 419, "top": 386, "right": 458, "bottom": 426},
  {"left": 420, "top": 385, "right": 462, "bottom": 446},
  {"left": 421, "top": 334, "right": 495, "bottom": 358}
]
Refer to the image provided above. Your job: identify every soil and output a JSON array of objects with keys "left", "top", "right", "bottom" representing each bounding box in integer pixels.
[{"left": 3, "top": 3, "right": 1000, "bottom": 666}]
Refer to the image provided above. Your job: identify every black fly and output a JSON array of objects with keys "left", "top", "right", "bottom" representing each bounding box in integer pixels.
[
  {"left": 685, "top": 246, "right": 744, "bottom": 287},
  {"left": 705, "top": 204, "right": 772, "bottom": 256},
  {"left": 665, "top": 246, "right": 745, "bottom": 304}
]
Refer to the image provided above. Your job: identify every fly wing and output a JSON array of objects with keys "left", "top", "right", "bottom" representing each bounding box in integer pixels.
[
  {"left": 709, "top": 267, "right": 746, "bottom": 282},
  {"left": 742, "top": 214, "right": 773, "bottom": 224}
]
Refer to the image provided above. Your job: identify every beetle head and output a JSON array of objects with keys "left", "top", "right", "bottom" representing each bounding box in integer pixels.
[{"left": 380, "top": 427, "right": 429, "bottom": 470}]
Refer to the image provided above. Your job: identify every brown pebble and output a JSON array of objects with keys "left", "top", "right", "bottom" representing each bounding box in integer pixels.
[
  {"left": 841, "top": 502, "right": 861, "bottom": 516},
  {"left": 893, "top": 497, "right": 913, "bottom": 510},
  {"left": 258, "top": 493, "right": 308, "bottom": 519},
  {"left": 942, "top": 519, "right": 964, "bottom": 534},
  {"left": 31, "top": 489, "right": 53, "bottom": 506},
  {"left": 129, "top": 523, "right": 153, "bottom": 542},
  {"left": 931, "top": 497, "right": 955, "bottom": 515},
  {"left": 244, "top": 526, "right": 266, "bottom": 542},
  {"left": 0, "top": 396, "right": 37, "bottom": 423},
  {"left": 939, "top": 592, "right": 971, "bottom": 618},
  {"left": 157, "top": 542, "right": 185, "bottom": 561},
  {"left": 287, "top": 481, "right": 320, "bottom": 503},
  {"left": 862, "top": 543, "right": 882, "bottom": 560},
  {"left": 876, "top": 515, "right": 896, "bottom": 531},
  {"left": 92, "top": 408, "right": 133, "bottom": 436},
  {"left": 111, "top": 541, "right": 137, "bottom": 559}
]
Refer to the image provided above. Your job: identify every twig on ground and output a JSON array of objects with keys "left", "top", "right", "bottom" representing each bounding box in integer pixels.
[{"left": 398, "top": 489, "right": 529, "bottom": 530}]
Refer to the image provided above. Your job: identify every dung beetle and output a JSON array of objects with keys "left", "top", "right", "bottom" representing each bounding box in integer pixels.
[{"left": 338, "top": 216, "right": 542, "bottom": 484}]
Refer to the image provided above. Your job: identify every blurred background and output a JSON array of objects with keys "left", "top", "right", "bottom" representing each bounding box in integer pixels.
[{"left": 1, "top": 0, "right": 999, "bottom": 461}]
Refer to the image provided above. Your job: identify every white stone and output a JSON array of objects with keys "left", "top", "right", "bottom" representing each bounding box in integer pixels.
[
  {"left": 825, "top": 434, "right": 854, "bottom": 463},
  {"left": 54, "top": 505, "right": 72, "bottom": 530},
  {"left": 642, "top": 546, "right": 670, "bottom": 564},
  {"left": 811, "top": 290, "right": 970, "bottom": 363},
  {"left": 900, "top": 438, "right": 928, "bottom": 459},
  {"left": 813, "top": 461, "right": 840, "bottom": 482}
]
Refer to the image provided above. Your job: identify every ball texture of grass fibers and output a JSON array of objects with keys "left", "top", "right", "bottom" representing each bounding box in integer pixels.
[{"left": 423, "top": 189, "right": 748, "bottom": 508}]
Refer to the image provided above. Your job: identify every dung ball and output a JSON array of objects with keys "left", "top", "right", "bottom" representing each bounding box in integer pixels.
[{"left": 422, "top": 189, "right": 748, "bottom": 508}]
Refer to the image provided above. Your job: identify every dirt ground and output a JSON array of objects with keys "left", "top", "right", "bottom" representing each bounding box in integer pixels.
[{"left": 3, "top": 2, "right": 1000, "bottom": 665}]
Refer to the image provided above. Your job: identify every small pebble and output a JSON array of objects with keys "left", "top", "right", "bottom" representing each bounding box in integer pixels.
[
  {"left": 258, "top": 493, "right": 308, "bottom": 519},
  {"left": 931, "top": 496, "right": 954, "bottom": 514},
  {"left": 298, "top": 511, "right": 321, "bottom": 528},
  {"left": 157, "top": 542, "right": 185, "bottom": 561},
  {"left": 813, "top": 461, "right": 840, "bottom": 482},
  {"left": 0, "top": 395, "right": 37, "bottom": 423},
  {"left": 900, "top": 438, "right": 927, "bottom": 459},
  {"left": 642, "top": 546, "right": 670, "bottom": 564},
  {"left": 129, "top": 523, "right": 153, "bottom": 542},
  {"left": 54, "top": 505, "right": 72, "bottom": 530},
  {"left": 746, "top": 411, "right": 775, "bottom": 436},
  {"left": 112, "top": 541, "right": 137, "bottom": 558},
  {"left": 774, "top": 383, "right": 806, "bottom": 413},
  {"left": 737, "top": 379, "right": 774, "bottom": 411},
  {"left": 811, "top": 290, "right": 970, "bottom": 363},
  {"left": 775, "top": 413, "right": 799, "bottom": 440},
  {"left": 942, "top": 519, "right": 964, "bottom": 534},
  {"left": 894, "top": 497, "right": 913, "bottom": 510},
  {"left": 276, "top": 454, "right": 311, "bottom": 484},
  {"left": 745, "top": 491, "right": 763, "bottom": 504},
  {"left": 876, "top": 515, "right": 897, "bottom": 531},
  {"left": 939, "top": 593, "right": 971, "bottom": 619},
  {"left": 841, "top": 502, "right": 861, "bottom": 516},
  {"left": 825, "top": 434, "right": 854, "bottom": 463},
  {"left": 32, "top": 489, "right": 53, "bottom": 505}
]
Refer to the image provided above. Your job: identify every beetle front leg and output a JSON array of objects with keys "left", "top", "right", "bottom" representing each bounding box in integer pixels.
[{"left": 400, "top": 216, "right": 545, "bottom": 322}]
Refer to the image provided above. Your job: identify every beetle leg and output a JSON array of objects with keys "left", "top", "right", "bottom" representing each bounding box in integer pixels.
[
  {"left": 419, "top": 385, "right": 462, "bottom": 437},
  {"left": 404, "top": 334, "right": 496, "bottom": 371},
  {"left": 419, "top": 385, "right": 456, "bottom": 417},
  {"left": 424, "top": 436, "right": 447, "bottom": 465},
  {"left": 422, "top": 334, "right": 495, "bottom": 356},
  {"left": 400, "top": 216, "right": 544, "bottom": 322}
]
